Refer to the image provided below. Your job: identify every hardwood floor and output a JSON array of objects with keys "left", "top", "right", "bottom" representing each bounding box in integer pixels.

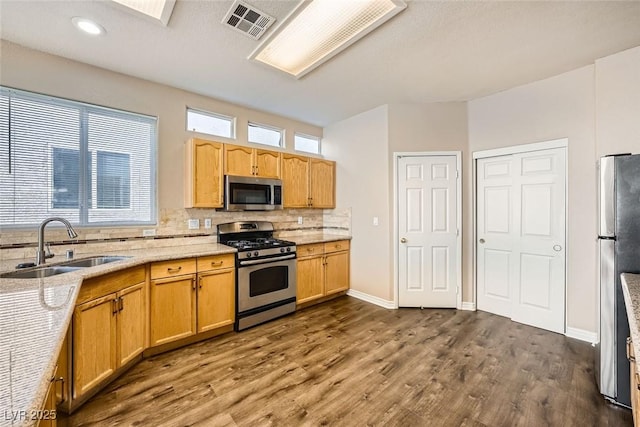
[{"left": 59, "top": 296, "right": 632, "bottom": 426}]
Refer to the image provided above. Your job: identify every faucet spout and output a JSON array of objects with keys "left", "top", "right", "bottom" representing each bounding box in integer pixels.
[{"left": 36, "top": 217, "right": 78, "bottom": 265}]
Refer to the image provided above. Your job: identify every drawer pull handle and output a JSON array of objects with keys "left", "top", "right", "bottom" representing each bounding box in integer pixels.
[
  {"left": 307, "top": 248, "right": 314, "bottom": 252},
  {"left": 336, "top": 245, "right": 341, "bottom": 249},
  {"left": 628, "top": 337, "right": 636, "bottom": 361},
  {"left": 55, "top": 376, "right": 65, "bottom": 404},
  {"left": 167, "top": 266, "right": 182, "bottom": 273},
  {"left": 211, "top": 261, "right": 223, "bottom": 266}
]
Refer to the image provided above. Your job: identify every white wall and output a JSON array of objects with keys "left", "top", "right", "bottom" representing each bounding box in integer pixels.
[
  {"left": 468, "top": 65, "right": 597, "bottom": 332},
  {"left": 596, "top": 45, "right": 640, "bottom": 157},
  {"left": 323, "top": 106, "right": 391, "bottom": 300}
]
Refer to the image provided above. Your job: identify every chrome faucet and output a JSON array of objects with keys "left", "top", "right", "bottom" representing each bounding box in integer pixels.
[{"left": 36, "top": 217, "right": 78, "bottom": 265}]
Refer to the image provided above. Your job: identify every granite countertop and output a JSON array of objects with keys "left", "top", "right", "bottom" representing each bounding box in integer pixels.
[
  {"left": 622, "top": 273, "right": 640, "bottom": 378},
  {"left": 0, "top": 233, "right": 351, "bottom": 426}
]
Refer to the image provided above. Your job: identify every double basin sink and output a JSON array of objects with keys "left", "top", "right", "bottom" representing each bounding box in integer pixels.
[{"left": 1, "top": 256, "right": 131, "bottom": 279}]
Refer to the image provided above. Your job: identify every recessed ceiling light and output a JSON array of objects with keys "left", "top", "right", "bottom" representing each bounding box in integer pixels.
[
  {"left": 71, "top": 17, "right": 106, "bottom": 36},
  {"left": 249, "top": 0, "right": 407, "bottom": 79}
]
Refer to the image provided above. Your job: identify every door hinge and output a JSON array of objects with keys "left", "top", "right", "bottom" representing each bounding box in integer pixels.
[{"left": 456, "top": 228, "right": 460, "bottom": 236}]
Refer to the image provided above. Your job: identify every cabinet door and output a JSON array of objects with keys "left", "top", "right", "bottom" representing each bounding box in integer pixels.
[
  {"left": 37, "top": 366, "right": 58, "bottom": 427},
  {"left": 73, "top": 294, "right": 117, "bottom": 399},
  {"left": 197, "top": 269, "right": 235, "bottom": 333},
  {"left": 185, "top": 139, "right": 223, "bottom": 208},
  {"left": 324, "top": 251, "right": 350, "bottom": 295},
  {"left": 297, "top": 255, "right": 325, "bottom": 304},
  {"left": 282, "top": 154, "right": 310, "bottom": 208},
  {"left": 309, "top": 159, "right": 335, "bottom": 208},
  {"left": 224, "top": 144, "right": 254, "bottom": 177},
  {"left": 117, "top": 282, "right": 146, "bottom": 367},
  {"left": 150, "top": 275, "right": 196, "bottom": 346},
  {"left": 255, "top": 149, "right": 281, "bottom": 178}
]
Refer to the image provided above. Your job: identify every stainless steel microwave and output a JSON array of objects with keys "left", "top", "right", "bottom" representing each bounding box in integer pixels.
[{"left": 224, "top": 175, "right": 283, "bottom": 211}]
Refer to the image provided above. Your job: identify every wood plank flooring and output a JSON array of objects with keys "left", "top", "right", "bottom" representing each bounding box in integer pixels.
[{"left": 59, "top": 296, "right": 632, "bottom": 426}]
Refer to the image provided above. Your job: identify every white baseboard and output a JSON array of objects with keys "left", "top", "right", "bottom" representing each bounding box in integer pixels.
[
  {"left": 460, "top": 302, "right": 476, "bottom": 311},
  {"left": 346, "top": 289, "right": 396, "bottom": 309},
  {"left": 565, "top": 327, "right": 598, "bottom": 344}
]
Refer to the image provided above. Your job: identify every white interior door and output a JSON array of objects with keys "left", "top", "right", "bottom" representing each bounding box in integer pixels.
[
  {"left": 477, "top": 148, "right": 566, "bottom": 333},
  {"left": 398, "top": 155, "right": 458, "bottom": 308}
]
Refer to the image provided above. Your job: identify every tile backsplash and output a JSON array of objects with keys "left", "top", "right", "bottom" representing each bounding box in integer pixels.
[{"left": 0, "top": 208, "right": 351, "bottom": 261}]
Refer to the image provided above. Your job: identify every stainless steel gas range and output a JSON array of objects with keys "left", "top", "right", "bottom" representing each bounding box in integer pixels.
[{"left": 218, "top": 221, "right": 297, "bottom": 331}]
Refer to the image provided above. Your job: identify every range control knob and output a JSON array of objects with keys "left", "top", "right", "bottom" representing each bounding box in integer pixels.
[
  {"left": 280, "top": 248, "right": 285, "bottom": 253},
  {"left": 286, "top": 247, "right": 291, "bottom": 252},
  {"left": 246, "top": 252, "right": 252, "bottom": 258},
  {"left": 254, "top": 251, "right": 259, "bottom": 257}
]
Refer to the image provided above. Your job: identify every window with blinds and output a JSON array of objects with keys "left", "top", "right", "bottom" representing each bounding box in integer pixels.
[{"left": 0, "top": 87, "right": 157, "bottom": 227}]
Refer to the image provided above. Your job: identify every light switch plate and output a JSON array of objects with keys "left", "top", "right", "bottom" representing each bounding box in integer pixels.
[
  {"left": 373, "top": 217, "right": 379, "bottom": 226},
  {"left": 204, "top": 218, "right": 212, "bottom": 229},
  {"left": 142, "top": 229, "right": 156, "bottom": 237},
  {"left": 298, "top": 216, "right": 303, "bottom": 225},
  {"left": 188, "top": 219, "right": 200, "bottom": 230}
]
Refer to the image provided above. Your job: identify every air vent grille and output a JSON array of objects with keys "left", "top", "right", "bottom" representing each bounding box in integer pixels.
[{"left": 223, "top": 1, "right": 275, "bottom": 40}]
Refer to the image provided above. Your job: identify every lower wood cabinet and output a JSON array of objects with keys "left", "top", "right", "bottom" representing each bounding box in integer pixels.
[
  {"left": 197, "top": 268, "right": 235, "bottom": 333},
  {"left": 73, "top": 281, "right": 146, "bottom": 400},
  {"left": 297, "top": 240, "right": 350, "bottom": 305},
  {"left": 149, "top": 274, "right": 197, "bottom": 346},
  {"left": 37, "top": 365, "right": 58, "bottom": 427}
]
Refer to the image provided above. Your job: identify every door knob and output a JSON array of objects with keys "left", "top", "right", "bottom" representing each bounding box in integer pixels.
[
  {"left": 400, "top": 238, "right": 407, "bottom": 243},
  {"left": 553, "top": 244, "right": 562, "bottom": 252},
  {"left": 479, "top": 238, "right": 485, "bottom": 244}
]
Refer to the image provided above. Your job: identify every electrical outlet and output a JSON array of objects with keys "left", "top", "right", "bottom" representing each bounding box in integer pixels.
[
  {"left": 298, "top": 216, "right": 303, "bottom": 225},
  {"left": 188, "top": 219, "right": 200, "bottom": 230},
  {"left": 204, "top": 218, "right": 212, "bottom": 229},
  {"left": 373, "top": 216, "right": 379, "bottom": 226},
  {"left": 142, "top": 229, "right": 156, "bottom": 237}
]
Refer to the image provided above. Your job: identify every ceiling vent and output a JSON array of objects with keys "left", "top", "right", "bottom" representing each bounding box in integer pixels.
[{"left": 222, "top": 1, "right": 276, "bottom": 40}]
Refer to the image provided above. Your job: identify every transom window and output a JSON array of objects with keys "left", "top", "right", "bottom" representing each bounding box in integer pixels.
[
  {"left": 186, "top": 108, "right": 235, "bottom": 139},
  {"left": 294, "top": 133, "right": 321, "bottom": 154},
  {"left": 248, "top": 122, "right": 283, "bottom": 148},
  {"left": 0, "top": 86, "right": 157, "bottom": 227}
]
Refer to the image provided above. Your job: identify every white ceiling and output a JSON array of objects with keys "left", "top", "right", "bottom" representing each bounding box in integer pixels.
[{"left": 1, "top": 1, "right": 640, "bottom": 127}]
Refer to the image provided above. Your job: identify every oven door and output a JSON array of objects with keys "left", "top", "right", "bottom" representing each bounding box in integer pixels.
[{"left": 237, "top": 256, "right": 296, "bottom": 313}]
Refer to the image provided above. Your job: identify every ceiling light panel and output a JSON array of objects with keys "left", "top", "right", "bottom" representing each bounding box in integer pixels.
[
  {"left": 111, "top": 0, "right": 176, "bottom": 25},
  {"left": 250, "top": 0, "right": 406, "bottom": 78}
]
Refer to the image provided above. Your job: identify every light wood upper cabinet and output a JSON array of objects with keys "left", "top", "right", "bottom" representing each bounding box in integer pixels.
[
  {"left": 282, "top": 154, "right": 335, "bottom": 209},
  {"left": 73, "top": 294, "right": 117, "bottom": 399},
  {"left": 224, "top": 144, "right": 281, "bottom": 178},
  {"left": 282, "top": 154, "right": 310, "bottom": 208},
  {"left": 184, "top": 138, "right": 224, "bottom": 208},
  {"left": 149, "top": 274, "right": 197, "bottom": 347},
  {"left": 309, "top": 159, "right": 335, "bottom": 208},
  {"left": 255, "top": 149, "right": 281, "bottom": 178}
]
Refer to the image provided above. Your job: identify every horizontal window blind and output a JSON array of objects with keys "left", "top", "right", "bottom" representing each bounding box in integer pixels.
[{"left": 0, "top": 87, "right": 157, "bottom": 227}]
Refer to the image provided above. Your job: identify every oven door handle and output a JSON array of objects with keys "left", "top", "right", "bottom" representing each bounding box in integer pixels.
[{"left": 239, "top": 254, "right": 296, "bottom": 266}]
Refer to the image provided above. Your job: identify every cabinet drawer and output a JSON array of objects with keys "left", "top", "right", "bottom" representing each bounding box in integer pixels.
[
  {"left": 197, "top": 254, "right": 235, "bottom": 272},
  {"left": 298, "top": 243, "right": 325, "bottom": 258},
  {"left": 151, "top": 258, "right": 196, "bottom": 279},
  {"left": 324, "top": 240, "right": 350, "bottom": 253}
]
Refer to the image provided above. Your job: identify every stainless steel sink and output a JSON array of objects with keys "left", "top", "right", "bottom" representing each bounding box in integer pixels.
[
  {"left": 1, "top": 266, "right": 84, "bottom": 279},
  {"left": 1, "top": 255, "right": 131, "bottom": 279},
  {"left": 62, "top": 256, "right": 131, "bottom": 268}
]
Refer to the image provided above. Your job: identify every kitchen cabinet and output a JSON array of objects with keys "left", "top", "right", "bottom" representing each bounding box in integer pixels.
[
  {"left": 150, "top": 255, "right": 235, "bottom": 345},
  {"left": 629, "top": 337, "right": 640, "bottom": 426},
  {"left": 224, "top": 144, "right": 281, "bottom": 178},
  {"left": 149, "top": 259, "right": 197, "bottom": 347},
  {"left": 197, "top": 254, "right": 235, "bottom": 332},
  {"left": 37, "top": 365, "right": 58, "bottom": 427},
  {"left": 282, "top": 154, "right": 335, "bottom": 209},
  {"left": 296, "top": 240, "right": 350, "bottom": 305},
  {"left": 184, "top": 138, "right": 224, "bottom": 208},
  {"left": 73, "top": 268, "right": 146, "bottom": 401}
]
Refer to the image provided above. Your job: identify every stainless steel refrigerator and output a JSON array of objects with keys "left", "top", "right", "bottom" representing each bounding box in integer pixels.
[{"left": 597, "top": 153, "right": 640, "bottom": 407}]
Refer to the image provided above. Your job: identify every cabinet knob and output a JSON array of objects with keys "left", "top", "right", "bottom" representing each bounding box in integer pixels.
[{"left": 400, "top": 238, "right": 407, "bottom": 243}]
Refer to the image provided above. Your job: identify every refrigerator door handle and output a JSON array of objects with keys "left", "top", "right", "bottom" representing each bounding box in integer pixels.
[{"left": 598, "top": 236, "right": 617, "bottom": 241}]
